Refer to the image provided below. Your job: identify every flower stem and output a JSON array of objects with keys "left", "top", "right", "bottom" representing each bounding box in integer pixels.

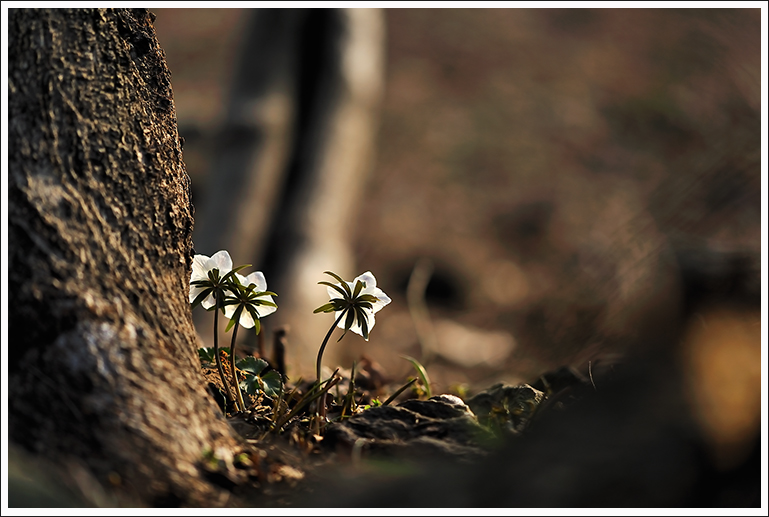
[
  {"left": 230, "top": 323, "right": 247, "bottom": 412},
  {"left": 316, "top": 310, "right": 347, "bottom": 385},
  {"left": 213, "top": 295, "right": 234, "bottom": 408},
  {"left": 314, "top": 310, "right": 347, "bottom": 432}
]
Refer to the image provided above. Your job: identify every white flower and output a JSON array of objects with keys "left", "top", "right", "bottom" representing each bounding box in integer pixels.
[
  {"left": 316, "top": 271, "right": 391, "bottom": 341},
  {"left": 223, "top": 271, "right": 278, "bottom": 329},
  {"left": 189, "top": 250, "right": 233, "bottom": 309}
]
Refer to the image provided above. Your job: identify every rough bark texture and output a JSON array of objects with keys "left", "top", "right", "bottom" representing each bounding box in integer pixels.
[{"left": 8, "top": 8, "right": 240, "bottom": 506}]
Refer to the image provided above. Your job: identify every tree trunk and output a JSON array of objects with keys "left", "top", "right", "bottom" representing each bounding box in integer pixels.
[{"left": 8, "top": 8, "right": 240, "bottom": 506}]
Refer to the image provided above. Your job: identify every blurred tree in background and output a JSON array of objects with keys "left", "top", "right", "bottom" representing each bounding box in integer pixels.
[{"left": 159, "top": 7, "right": 760, "bottom": 384}]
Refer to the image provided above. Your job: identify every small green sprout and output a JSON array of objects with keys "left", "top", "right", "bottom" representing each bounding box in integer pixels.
[
  {"left": 383, "top": 377, "right": 418, "bottom": 406},
  {"left": 401, "top": 355, "right": 432, "bottom": 399},
  {"left": 340, "top": 360, "right": 358, "bottom": 419},
  {"left": 274, "top": 370, "right": 342, "bottom": 431}
]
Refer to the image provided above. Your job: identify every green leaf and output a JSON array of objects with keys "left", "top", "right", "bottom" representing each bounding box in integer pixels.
[
  {"left": 313, "top": 302, "right": 338, "bottom": 314},
  {"left": 198, "top": 347, "right": 216, "bottom": 364},
  {"left": 323, "top": 271, "right": 352, "bottom": 295},
  {"left": 261, "top": 370, "right": 283, "bottom": 397},
  {"left": 253, "top": 290, "right": 278, "bottom": 298},
  {"left": 225, "top": 306, "right": 243, "bottom": 332},
  {"left": 318, "top": 281, "right": 349, "bottom": 300},
  {"left": 359, "top": 309, "right": 369, "bottom": 340},
  {"left": 190, "top": 288, "right": 213, "bottom": 309},
  {"left": 240, "top": 373, "right": 262, "bottom": 396},
  {"left": 358, "top": 294, "right": 379, "bottom": 303},
  {"left": 382, "top": 378, "right": 417, "bottom": 406},
  {"left": 344, "top": 308, "right": 355, "bottom": 331},
  {"left": 221, "top": 264, "right": 251, "bottom": 283},
  {"left": 353, "top": 280, "right": 364, "bottom": 298},
  {"left": 236, "top": 356, "right": 268, "bottom": 376},
  {"left": 401, "top": 355, "right": 432, "bottom": 399},
  {"left": 237, "top": 362, "right": 283, "bottom": 397},
  {"left": 223, "top": 283, "right": 241, "bottom": 296}
]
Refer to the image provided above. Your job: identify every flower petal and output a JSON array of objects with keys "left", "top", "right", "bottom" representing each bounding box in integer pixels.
[
  {"left": 367, "top": 286, "right": 392, "bottom": 313},
  {"left": 191, "top": 254, "right": 212, "bottom": 281},
  {"left": 354, "top": 272, "right": 391, "bottom": 313},
  {"left": 355, "top": 271, "right": 377, "bottom": 290},
  {"left": 254, "top": 294, "right": 278, "bottom": 317},
  {"left": 336, "top": 307, "right": 375, "bottom": 340},
  {"left": 234, "top": 272, "right": 248, "bottom": 287},
  {"left": 238, "top": 310, "right": 256, "bottom": 329},
  {"left": 210, "top": 250, "right": 233, "bottom": 274},
  {"left": 224, "top": 301, "right": 254, "bottom": 328},
  {"left": 242, "top": 271, "right": 267, "bottom": 292},
  {"left": 223, "top": 301, "right": 237, "bottom": 320}
]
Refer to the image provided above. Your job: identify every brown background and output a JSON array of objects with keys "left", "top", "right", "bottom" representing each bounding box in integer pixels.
[{"left": 153, "top": 8, "right": 761, "bottom": 394}]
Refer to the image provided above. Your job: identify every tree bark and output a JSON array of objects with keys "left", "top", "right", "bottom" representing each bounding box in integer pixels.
[{"left": 8, "top": 8, "right": 240, "bottom": 506}]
